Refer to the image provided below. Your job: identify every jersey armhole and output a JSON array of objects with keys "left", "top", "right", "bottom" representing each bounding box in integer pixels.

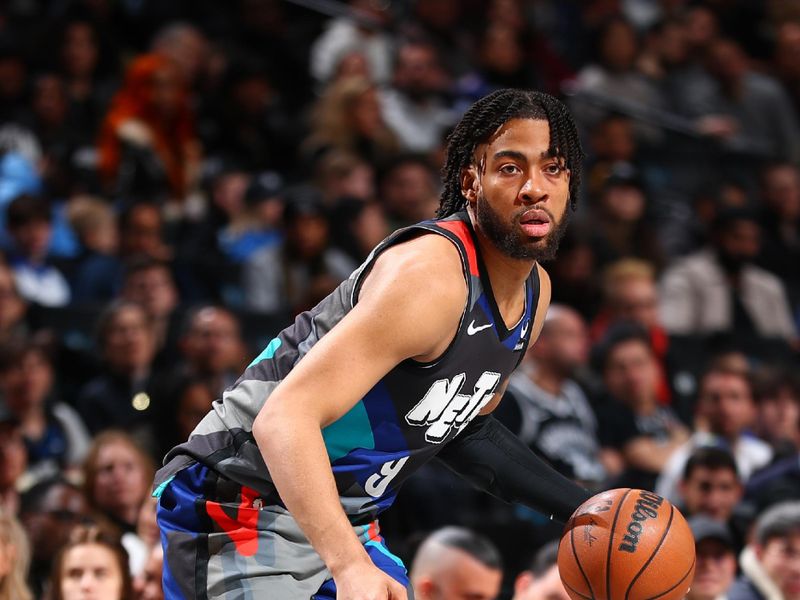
[{"left": 350, "top": 224, "right": 472, "bottom": 368}]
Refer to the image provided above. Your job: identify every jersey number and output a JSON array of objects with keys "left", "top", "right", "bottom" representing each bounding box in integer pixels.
[{"left": 365, "top": 456, "right": 409, "bottom": 498}]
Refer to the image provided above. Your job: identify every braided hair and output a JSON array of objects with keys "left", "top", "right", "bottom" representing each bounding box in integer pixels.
[{"left": 438, "top": 89, "right": 584, "bottom": 218}]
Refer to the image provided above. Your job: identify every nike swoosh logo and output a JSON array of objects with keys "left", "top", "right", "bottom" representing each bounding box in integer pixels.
[
  {"left": 467, "top": 320, "right": 493, "bottom": 335},
  {"left": 520, "top": 320, "right": 530, "bottom": 337}
]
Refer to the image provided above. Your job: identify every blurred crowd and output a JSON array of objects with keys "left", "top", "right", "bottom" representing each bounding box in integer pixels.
[{"left": 0, "top": 0, "right": 800, "bottom": 599}]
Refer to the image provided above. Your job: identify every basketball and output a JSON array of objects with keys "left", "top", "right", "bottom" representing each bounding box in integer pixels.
[{"left": 558, "top": 488, "right": 696, "bottom": 600}]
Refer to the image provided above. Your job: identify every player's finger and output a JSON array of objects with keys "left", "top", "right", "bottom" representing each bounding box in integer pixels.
[{"left": 387, "top": 580, "right": 408, "bottom": 600}]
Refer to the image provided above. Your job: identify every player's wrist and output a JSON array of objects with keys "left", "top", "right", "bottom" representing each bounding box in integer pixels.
[{"left": 327, "top": 546, "right": 372, "bottom": 578}]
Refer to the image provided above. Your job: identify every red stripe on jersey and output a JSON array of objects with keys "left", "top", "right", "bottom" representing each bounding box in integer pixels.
[{"left": 436, "top": 221, "right": 479, "bottom": 276}]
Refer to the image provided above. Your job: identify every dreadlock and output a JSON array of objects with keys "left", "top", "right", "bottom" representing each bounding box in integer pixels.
[{"left": 438, "top": 89, "right": 584, "bottom": 218}]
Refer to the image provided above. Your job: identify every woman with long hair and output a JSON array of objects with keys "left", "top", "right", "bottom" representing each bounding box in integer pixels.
[
  {"left": 50, "top": 524, "right": 132, "bottom": 600},
  {"left": 304, "top": 76, "right": 399, "bottom": 167},
  {"left": 97, "top": 53, "right": 200, "bottom": 203},
  {"left": 0, "top": 508, "right": 33, "bottom": 600}
]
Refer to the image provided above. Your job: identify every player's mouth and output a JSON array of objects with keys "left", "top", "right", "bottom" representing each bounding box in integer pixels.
[{"left": 519, "top": 209, "right": 551, "bottom": 238}]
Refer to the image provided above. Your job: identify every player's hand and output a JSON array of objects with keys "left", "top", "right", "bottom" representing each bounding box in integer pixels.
[{"left": 333, "top": 561, "right": 408, "bottom": 600}]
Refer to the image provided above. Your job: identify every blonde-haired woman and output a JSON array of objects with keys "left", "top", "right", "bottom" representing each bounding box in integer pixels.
[
  {"left": 0, "top": 508, "right": 33, "bottom": 600},
  {"left": 304, "top": 76, "right": 399, "bottom": 166}
]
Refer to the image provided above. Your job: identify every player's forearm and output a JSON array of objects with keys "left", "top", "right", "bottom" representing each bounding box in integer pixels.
[
  {"left": 437, "top": 415, "right": 591, "bottom": 522},
  {"left": 253, "top": 410, "right": 370, "bottom": 575}
]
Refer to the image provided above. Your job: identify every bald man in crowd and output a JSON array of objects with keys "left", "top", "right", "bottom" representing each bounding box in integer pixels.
[
  {"left": 410, "top": 526, "right": 503, "bottom": 600},
  {"left": 512, "top": 541, "right": 571, "bottom": 600}
]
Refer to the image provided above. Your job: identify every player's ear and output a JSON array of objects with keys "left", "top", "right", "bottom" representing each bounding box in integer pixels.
[
  {"left": 461, "top": 166, "right": 479, "bottom": 204},
  {"left": 416, "top": 578, "right": 436, "bottom": 598}
]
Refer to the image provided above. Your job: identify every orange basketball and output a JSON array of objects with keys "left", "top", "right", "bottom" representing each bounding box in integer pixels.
[{"left": 558, "top": 488, "right": 696, "bottom": 600}]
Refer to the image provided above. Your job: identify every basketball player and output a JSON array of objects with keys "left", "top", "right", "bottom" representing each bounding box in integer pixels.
[{"left": 153, "top": 89, "right": 591, "bottom": 599}]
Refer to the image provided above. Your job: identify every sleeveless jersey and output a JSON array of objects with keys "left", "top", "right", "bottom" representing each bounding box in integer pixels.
[{"left": 155, "top": 212, "right": 541, "bottom": 524}]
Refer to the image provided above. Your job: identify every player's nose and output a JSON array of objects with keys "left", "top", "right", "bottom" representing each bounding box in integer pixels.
[{"left": 519, "top": 175, "right": 547, "bottom": 204}]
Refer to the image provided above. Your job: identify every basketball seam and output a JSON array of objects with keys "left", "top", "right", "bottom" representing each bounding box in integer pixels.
[
  {"left": 564, "top": 578, "right": 594, "bottom": 600},
  {"left": 644, "top": 555, "right": 696, "bottom": 600},
  {"left": 606, "top": 488, "right": 633, "bottom": 600},
  {"left": 624, "top": 503, "right": 675, "bottom": 600},
  {"left": 571, "top": 515, "right": 595, "bottom": 599}
]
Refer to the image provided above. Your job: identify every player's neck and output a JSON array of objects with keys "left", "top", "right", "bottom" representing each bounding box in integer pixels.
[{"left": 473, "top": 229, "right": 534, "bottom": 328}]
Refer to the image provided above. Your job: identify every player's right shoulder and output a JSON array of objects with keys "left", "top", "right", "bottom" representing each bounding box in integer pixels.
[
  {"left": 356, "top": 231, "right": 467, "bottom": 358},
  {"left": 360, "top": 232, "right": 466, "bottom": 305}
]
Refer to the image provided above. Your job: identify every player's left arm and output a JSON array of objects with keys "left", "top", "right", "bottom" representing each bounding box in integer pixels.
[{"left": 437, "top": 264, "right": 592, "bottom": 522}]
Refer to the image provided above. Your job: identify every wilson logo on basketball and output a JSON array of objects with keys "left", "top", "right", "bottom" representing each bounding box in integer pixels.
[{"left": 618, "top": 491, "right": 664, "bottom": 553}]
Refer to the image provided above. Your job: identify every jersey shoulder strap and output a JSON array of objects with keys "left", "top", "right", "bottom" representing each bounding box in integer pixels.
[{"left": 350, "top": 212, "right": 477, "bottom": 307}]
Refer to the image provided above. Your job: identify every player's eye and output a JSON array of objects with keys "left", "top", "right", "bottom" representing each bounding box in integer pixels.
[
  {"left": 500, "top": 164, "right": 520, "bottom": 174},
  {"left": 544, "top": 164, "right": 562, "bottom": 175}
]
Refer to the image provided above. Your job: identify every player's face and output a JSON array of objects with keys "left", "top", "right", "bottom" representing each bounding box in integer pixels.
[
  {"left": 688, "top": 539, "right": 736, "bottom": 600},
  {"left": 469, "top": 119, "right": 571, "bottom": 262}
]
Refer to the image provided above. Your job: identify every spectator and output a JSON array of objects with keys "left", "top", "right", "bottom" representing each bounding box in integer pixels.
[
  {"left": 118, "top": 203, "right": 171, "bottom": 263},
  {"left": 50, "top": 524, "right": 132, "bottom": 600},
  {"left": 0, "top": 262, "right": 28, "bottom": 343},
  {"left": 66, "top": 195, "right": 121, "bottom": 304},
  {"left": 757, "top": 162, "right": 800, "bottom": 312},
  {"left": 329, "top": 198, "right": 390, "bottom": 265},
  {"left": 595, "top": 322, "right": 689, "bottom": 490},
  {"left": 97, "top": 53, "right": 200, "bottom": 203},
  {"left": 512, "top": 540, "right": 570, "bottom": 600},
  {"left": 309, "top": 0, "right": 394, "bottom": 85},
  {"left": 410, "top": 526, "right": 503, "bottom": 600},
  {"left": 243, "top": 189, "right": 355, "bottom": 315},
  {"left": 314, "top": 150, "right": 375, "bottom": 206},
  {"left": 0, "top": 338, "right": 90, "bottom": 480},
  {"left": 76, "top": 301, "right": 159, "bottom": 447},
  {"left": 587, "top": 168, "right": 665, "bottom": 272},
  {"left": 729, "top": 501, "right": 800, "bottom": 600},
  {"left": 155, "top": 376, "right": 215, "bottom": 459},
  {"left": 657, "top": 366, "right": 772, "bottom": 502},
  {"left": 496, "top": 305, "right": 606, "bottom": 488},
  {"left": 570, "top": 16, "right": 664, "bottom": 144},
  {"left": 5, "top": 194, "right": 71, "bottom": 307},
  {"left": 150, "top": 23, "right": 208, "bottom": 89},
  {"left": 380, "top": 39, "right": 456, "bottom": 153},
  {"left": 774, "top": 22, "right": 800, "bottom": 117},
  {"left": 55, "top": 18, "right": 118, "bottom": 137},
  {"left": 0, "top": 43, "right": 28, "bottom": 123},
  {"left": 0, "top": 508, "right": 33, "bottom": 600},
  {"left": 176, "top": 305, "right": 244, "bottom": 396},
  {"left": 753, "top": 368, "right": 800, "bottom": 459},
  {"left": 215, "top": 170, "right": 285, "bottom": 264},
  {"left": 677, "top": 447, "right": 743, "bottom": 524},
  {"left": 697, "top": 38, "right": 800, "bottom": 163},
  {"left": 304, "top": 76, "right": 399, "bottom": 167},
  {"left": 132, "top": 544, "right": 163, "bottom": 600},
  {"left": 590, "top": 260, "right": 678, "bottom": 410},
  {"left": 585, "top": 114, "right": 638, "bottom": 199},
  {"left": 660, "top": 207, "right": 797, "bottom": 343},
  {"left": 378, "top": 153, "right": 440, "bottom": 229},
  {"left": 18, "top": 477, "right": 91, "bottom": 598},
  {"left": 208, "top": 59, "right": 298, "bottom": 174},
  {"left": 120, "top": 258, "right": 181, "bottom": 370},
  {"left": 686, "top": 516, "right": 738, "bottom": 600},
  {"left": 82, "top": 431, "right": 154, "bottom": 534},
  {"left": 0, "top": 411, "right": 27, "bottom": 514},
  {"left": 18, "top": 73, "right": 79, "bottom": 197}
]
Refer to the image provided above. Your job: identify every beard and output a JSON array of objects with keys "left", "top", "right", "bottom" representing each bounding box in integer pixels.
[{"left": 475, "top": 193, "right": 570, "bottom": 262}]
